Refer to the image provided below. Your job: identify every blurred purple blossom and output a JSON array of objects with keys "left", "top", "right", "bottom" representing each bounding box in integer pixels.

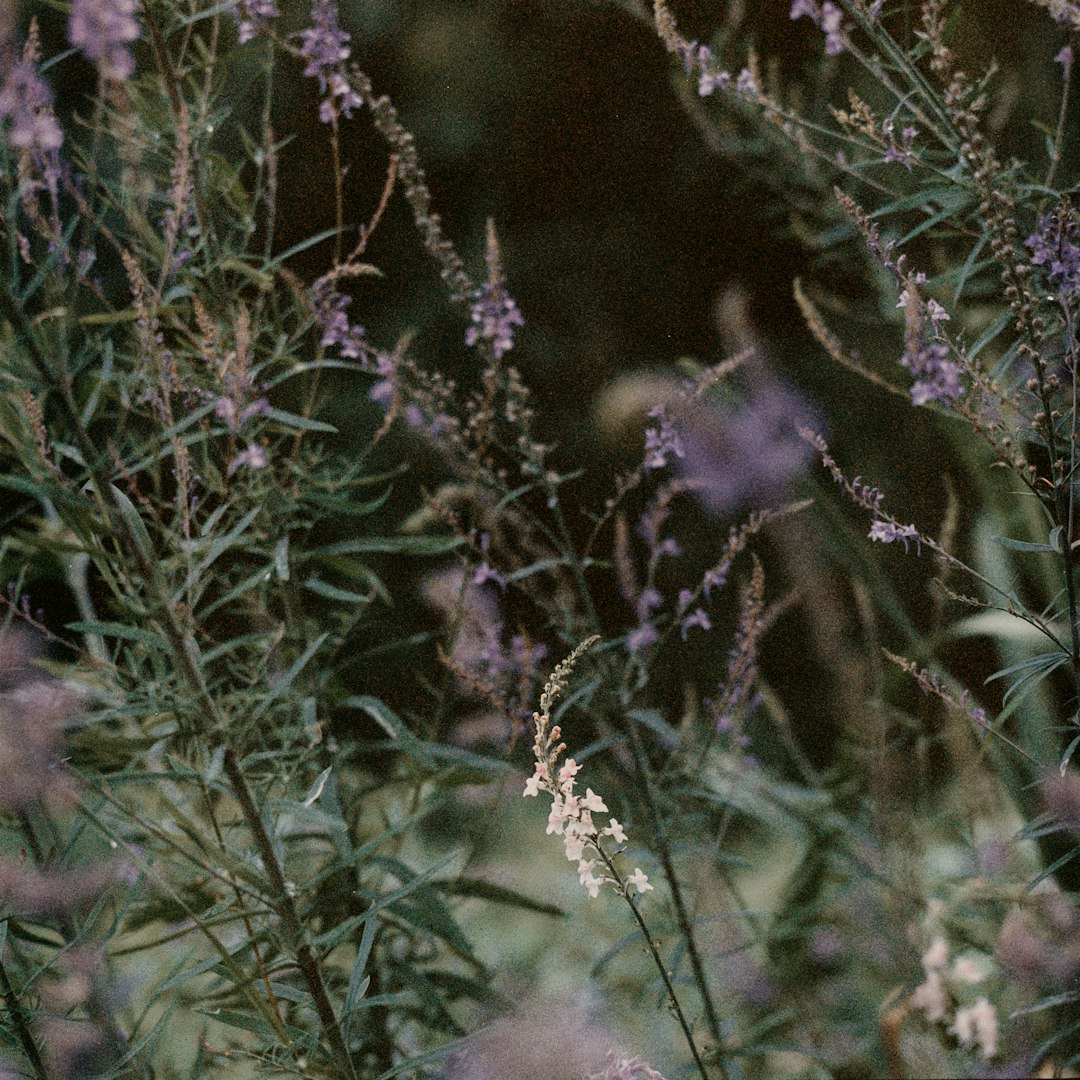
[
  {"left": 471, "top": 533, "right": 506, "bottom": 590},
  {"left": 626, "top": 622, "right": 660, "bottom": 656},
  {"left": 68, "top": 0, "right": 140, "bottom": 81},
  {"left": 680, "top": 607, "right": 711, "bottom": 639},
  {"left": 868, "top": 519, "right": 920, "bottom": 551},
  {"left": 883, "top": 120, "right": 918, "bottom": 169},
  {"left": 466, "top": 279, "right": 524, "bottom": 361},
  {"left": 902, "top": 337, "right": 961, "bottom": 406},
  {"left": 311, "top": 275, "right": 367, "bottom": 357},
  {"left": 643, "top": 404, "right": 685, "bottom": 471},
  {"left": 300, "top": 0, "right": 363, "bottom": 122},
  {"left": 0, "top": 58, "right": 63, "bottom": 156},
  {"left": 1057, "top": 44, "right": 1074, "bottom": 79},
  {"left": 1026, "top": 204, "right": 1080, "bottom": 305},
  {"left": 234, "top": 0, "right": 280, "bottom": 43},
  {"left": 661, "top": 377, "right": 816, "bottom": 517},
  {"left": 226, "top": 443, "right": 267, "bottom": 477},
  {"left": 790, "top": 0, "right": 845, "bottom": 54}
]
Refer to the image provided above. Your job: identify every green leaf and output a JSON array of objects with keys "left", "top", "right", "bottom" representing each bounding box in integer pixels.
[
  {"left": 440, "top": 877, "right": 565, "bottom": 917},
  {"left": 303, "top": 577, "right": 378, "bottom": 605},
  {"left": 264, "top": 407, "right": 338, "bottom": 433},
  {"left": 308, "top": 535, "right": 465, "bottom": 557},
  {"left": 109, "top": 484, "right": 155, "bottom": 563},
  {"left": 65, "top": 620, "right": 166, "bottom": 649},
  {"left": 991, "top": 534, "right": 1058, "bottom": 554}
]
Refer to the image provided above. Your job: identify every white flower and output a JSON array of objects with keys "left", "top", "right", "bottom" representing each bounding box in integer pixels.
[
  {"left": 911, "top": 970, "right": 947, "bottom": 1023},
  {"left": 580, "top": 788, "right": 608, "bottom": 814},
  {"left": 626, "top": 868, "right": 653, "bottom": 894},
  {"left": 605, "top": 819, "right": 627, "bottom": 844},
  {"left": 921, "top": 937, "right": 949, "bottom": 972},
  {"left": 950, "top": 996, "right": 998, "bottom": 1059},
  {"left": 523, "top": 762, "right": 548, "bottom": 798}
]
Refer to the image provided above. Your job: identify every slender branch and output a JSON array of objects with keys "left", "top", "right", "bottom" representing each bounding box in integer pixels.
[{"left": 0, "top": 953, "right": 47, "bottom": 1080}]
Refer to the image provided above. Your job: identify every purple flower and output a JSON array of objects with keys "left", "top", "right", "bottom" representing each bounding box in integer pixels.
[
  {"left": 0, "top": 59, "right": 63, "bottom": 156},
  {"left": 670, "top": 376, "right": 816, "bottom": 517},
  {"left": 68, "top": 0, "right": 140, "bottom": 81},
  {"left": 472, "top": 533, "right": 506, "bottom": 590},
  {"left": 1026, "top": 205, "right": 1080, "bottom": 305},
  {"left": 789, "top": 0, "right": 843, "bottom": 54},
  {"left": 311, "top": 276, "right": 366, "bottom": 357},
  {"left": 642, "top": 404, "right": 685, "bottom": 470},
  {"left": 626, "top": 623, "right": 660, "bottom": 656},
  {"left": 868, "top": 519, "right": 920, "bottom": 552},
  {"left": 883, "top": 120, "right": 918, "bottom": 170},
  {"left": 820, "top": 2, "right": 845, "bottom": 54},
  {"left": 300, "top": 0, "right": 362, "bottom": 121},
  {"left": 680, "top": 608, "right": 712, "bottom": 639},
  {"left": 1057, "top": 44, "right": 1074, "bottom": 80},
  {"left": 465, "top": 279, "right": 524, "bottom": 361},
  {"left": 789, "top": 0, "right": 819, "bottom": 20},
  {"left": 636, "top": 587, "right": 663, "bottom": 621},
  {"left": 902, "top": 337, "right": 961, "bottom": 406},
  {"left": 227, "top": 443, "right": 268, "bottom": 477},
  {"left": 234, "top": 0, "right": 280, "bottom": 43}
]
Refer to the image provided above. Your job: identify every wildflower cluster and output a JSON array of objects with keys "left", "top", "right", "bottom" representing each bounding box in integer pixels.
[
  {"left": 910, "top": 937, "right": 999, "bottom": 1061},
  {"left": 300, "top": 0, "right": 363, "bottom": 122},
  {"left": 465, "top": 221, "right": 524, "bottom": 361},
  {"left": 803, "top": 429, "right": 923, "bottom": 553},
  {"left": 789, "top": 0, "right": 846, "bottom": 56},
  {"left": 1026, "top": 202, "right": 1080, "bottom": 308},
  {"left": 68, "top": 0, "right": 140, "bottom": 81},
  {"left": 524, "top": 639, "right": 652, "bottom": 900}
]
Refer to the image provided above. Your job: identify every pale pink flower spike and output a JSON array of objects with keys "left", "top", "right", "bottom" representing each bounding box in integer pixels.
[{"left": 523, "top": 637, "right": 652, "bottom": 901}]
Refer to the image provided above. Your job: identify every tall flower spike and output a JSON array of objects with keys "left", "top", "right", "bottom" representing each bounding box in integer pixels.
[
  {"left": 525, "top": 638, "right": 653, "bottom": 900},
  {"left": 466, "top": 219, "right": 524, "bottom": 361}
]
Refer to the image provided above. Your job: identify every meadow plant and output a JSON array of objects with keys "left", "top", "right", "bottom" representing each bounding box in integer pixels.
[{"left": 3, "top": 0, "right": 1080, "bottom": 1077}]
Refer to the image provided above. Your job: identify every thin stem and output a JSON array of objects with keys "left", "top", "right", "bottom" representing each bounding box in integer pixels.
[
  {"left": 623, "top": 717, "right": 728, "bottom": 1075},
  {"left": 0, "top": 953, "right": 46, "bottom": 1080},
  {"left": 595, "top": 847, "right": 715, "bottom": 1080}
]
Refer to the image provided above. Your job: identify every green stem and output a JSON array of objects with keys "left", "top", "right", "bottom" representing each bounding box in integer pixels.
[{"left": 596, "top": 847, "right": 715, "bottom": 1080}]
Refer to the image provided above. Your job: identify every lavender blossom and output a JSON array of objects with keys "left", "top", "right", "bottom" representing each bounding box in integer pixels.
[
  {"left": 0, "top": 58, "right": 63, "bottom": 156},
  {"left": 790, "top": 0, "right": 846, "bottom": 53},
  {"left": 311, "top": 276, "right": 366, "bottom": 358},
  {"left": 820, "top": 2, "right": 845, "bottom": 54},
  {"left": 868, "top": 519, "right": 920, "bottom": 551},
  {"left": 902, "top": 337, "right": 961, "bottom": 406},
  {"left": 226, "top": 443, "right": 267, "bottom": 477},
  {"left": 883, "top": 120, "right": 918, "bottom": 170},
  {"left": 626, "top": 622, "right": 660, "bottom": 656},
  {"left": 1025, "top": 204, "right": 1080, "bottom": 305},
  {"left": 680, "top": 607, "right": 712, "bottom": 639},
  {"left": 465, "top": 279, "right": 524, "bottom": 361},
  {"left": 68, "top": 0, "right": 140, "bottom": 81},
  {"left": 234, "top": 0, "right": 280, "bottom": 44},
  {"left": 642, "top": 404, "right": 685, "bottom": 470},
  {"left": 299, "top": 0, "right": 363, "bottom": 122}
]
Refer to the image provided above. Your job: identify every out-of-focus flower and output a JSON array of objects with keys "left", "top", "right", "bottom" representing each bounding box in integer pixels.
[
  {"left": 949, "top": 997, "right": 998, "bottom": 1060},
  {"left": 233, "top": 0, "right": 279, "bottom": 43},
  {"left": 466, "top": 277, "right": 524, "bottom": 361},
  {"left": 868, "top": 519, "right": 920, "bottom": 551},
  {"left": 0, "top": 57, "right": 63, "bottom": 155},
  {"left": 300, "top": 0, "right": 362, "bottom": 121},
  {"left": 667, "top": 377, "right": 816, "bottom": 517},
  {"left": 1026, "top": 204, "right": 1080, "bottom": 305},
  {"left": 226, "top": 443, "right": 267, "bottom": 477},
  {"left": 68, "top": 0, "right": 139, "bottom": 81}
]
